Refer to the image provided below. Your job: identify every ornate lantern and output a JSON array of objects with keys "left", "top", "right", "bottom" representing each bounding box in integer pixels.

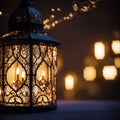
[{"left": 0, "top": 0, "right": 59, "bottom": 112}]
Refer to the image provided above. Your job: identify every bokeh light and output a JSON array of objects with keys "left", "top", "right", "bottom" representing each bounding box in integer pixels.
[
  {"left": 65, "top": 75, "right": 74, "bottom": 90},
  {"left": 94, "top": 42, "right": 105, "bottom": 60},
  {"left": 0, "top": 11, "right": 3, "bottom": 16},
  {"left": 114, "top": 57, "right": 120, "bottom": 68},
  {"left": 111, "top": 40, "right": 120, "bottom": 54},
  {"left": 103, "top": 66, "right": 117, "bottom": 80},
  {"left": 83, "top": 66, "right": 96, "bottom": 81}
]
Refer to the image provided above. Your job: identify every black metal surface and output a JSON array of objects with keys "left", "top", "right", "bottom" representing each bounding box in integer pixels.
[
  {"left": 1, "top": 32, "right": 59, "bottom": 44},
  {"left": 8, "top": 0, "right": 43, "bottom": 32},
  {"left": 6, "top": 0, "right": 59, "bottom": 44}
]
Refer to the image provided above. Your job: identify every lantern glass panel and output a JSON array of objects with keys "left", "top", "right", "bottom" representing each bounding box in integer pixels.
[
  {"left": 4, "top": 45, "right": 30, "bottom": 106},
  {"left": 32, "top": 44, "right": 58, "bottom": 106},
  {"left": 7, "top": 61, "right": 26, "bottom": 90}
]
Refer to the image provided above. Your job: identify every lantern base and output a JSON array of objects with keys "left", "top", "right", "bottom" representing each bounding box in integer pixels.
[{"left": 0, "top": 104, "right": 57, "bottom": 113}]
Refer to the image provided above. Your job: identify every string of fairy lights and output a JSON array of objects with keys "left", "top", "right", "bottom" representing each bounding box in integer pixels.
[
  {"left": 0, "top": 0, "right": 101, "bottom": 30},
  {"left": 44, "top": 0, "right": 101, "bottom": 30}
]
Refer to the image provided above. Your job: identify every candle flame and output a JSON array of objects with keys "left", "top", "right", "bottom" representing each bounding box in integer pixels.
[
  {"left": 16, "top": 68, "right": 20, "bottom": 75},
  {"left": 39, "top": 77, "right": 42, "bottom": 81},
  {"left": 22, "top": 71, "right": 25, "bottom": 78},
  {"left": 42, "top": 70, "right": 45, "bottom": 77}
]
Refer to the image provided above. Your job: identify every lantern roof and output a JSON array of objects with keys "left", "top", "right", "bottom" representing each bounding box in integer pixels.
[
  {"left": 1, "top": 0, "right": 59, "bottom": 44},
  {"left": 8, "top": 0, "right": 43, "bottom": 33}
]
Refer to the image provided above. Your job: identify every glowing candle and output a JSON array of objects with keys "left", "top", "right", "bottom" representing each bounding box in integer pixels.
[
  {"left": 16, "top": 67, "right": 19, "bottom": 81},
  {"left": 22, "top": 71, "right": 25, "bottom": 82},
  {"left": 42, "top": 70, "right": 45, "bottom": 78},
  {"left": 39, "top": 77, "right": 42, "bottom": 81},
  {"left": 12, "top": 80, "right": 17, "bottom": 90}
]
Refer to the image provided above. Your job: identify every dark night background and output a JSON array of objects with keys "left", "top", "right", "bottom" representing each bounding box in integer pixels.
[{"left": 0, "top": 0, "right": 120, "bottom": 100}]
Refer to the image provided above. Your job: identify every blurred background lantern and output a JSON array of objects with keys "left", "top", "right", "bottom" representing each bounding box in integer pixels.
[
  {"left": 111, "top": 40, "right": 120, "bottom": 54},
  {"left": 63, "top": 72, "right": 78, "bottom": 100},
  {"left": 65, "top": 75, "right": 74, "bottom": 90},
  {"left": 83, "top": 66, "right": 96, "bottom": 81},
  {"left": 0, "top": 0, "right": 59, "bottom": 112},
  {"left": 94, "top": 42, "right": 105, "bottom": 60}
]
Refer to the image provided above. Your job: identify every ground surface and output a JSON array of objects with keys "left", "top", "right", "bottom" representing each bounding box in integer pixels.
[{"left": 0, "top": 100, "right": 120, "bottom": 120}]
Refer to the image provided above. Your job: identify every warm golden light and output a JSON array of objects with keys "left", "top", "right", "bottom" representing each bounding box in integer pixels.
[
  {"left": 16, "top": 67, "right": 20, "bottom": 75},
  {"left": 83, "top": 66, "right": 96, "bottom": 81},
  {"left": 112, "top": 40, "right": 120, "bottom": 54},
  {"left": 73, "top": 4, "right": 78, "bottom": 11},
  {"left": 22, "top": 71, "right": 25, "bottom": 78},
  {"left": 94, "top": 42, "right": 105, "bottom": 60},
  {"left": 0, "top": 11, "right": 2, "bottom": 16},
  {"left": 0, "top": 88, "right": 2, "bottom": 95},
  {"left": 57, "top": 8, "right": 61, "bottom": 11},
  {"left": 65, "top": 75, "right": 74, "bottom": 90},
  {"left": 7, "top": 61, "right": 26, "bottom": 87},
  {"left": 114, "top": 57, "right": 120, "bottom": 68},
  {"left": 12, "top": 80, "right": 15, "bottom": 84},
  {"left": 52, "top": 23, "right": 55, "bottom": 27},
  {"left": 51, "top": 15, "right": 55, "bottom": 19},
  {"left": 51, "top": 8, "right": 55, "bottom": 12},
  {"left": 103, "top": 66, "right": 117, "bottom": 80},
  {"left": 36, "top": 62, "right": 47, "bottom": 81},
  {"left": 0, "top": 0, "right": 59, "bottom": 109},
  {"left": 42, "top": 70, "right": 45, "bottom": 77},
  {"left": 69, "top": 12, "right": 73, "bottom": 18}
]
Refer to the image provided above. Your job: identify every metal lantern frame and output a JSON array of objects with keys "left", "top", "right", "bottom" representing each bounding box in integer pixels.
[{"left": 0, "top": 0, "right": 59, "bottom": 112}]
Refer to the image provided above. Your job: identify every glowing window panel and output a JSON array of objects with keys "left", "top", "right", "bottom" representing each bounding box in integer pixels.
[
  {"left": 83, "top": 66, "right": 96, "bottom": 81},
  {"left": 103, "top": 66, "right": 117, "bottom": 80},
  {"left": 112, "top": 40, "right": 120, "bottom": 54},
  {"left": 94, "top": 42, "right": 105, "bottom": 60}
]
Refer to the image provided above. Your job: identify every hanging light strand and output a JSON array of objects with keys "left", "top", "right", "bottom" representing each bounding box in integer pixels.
[{"left": 44, "top": 0, "right": 101, "bottom": 30}]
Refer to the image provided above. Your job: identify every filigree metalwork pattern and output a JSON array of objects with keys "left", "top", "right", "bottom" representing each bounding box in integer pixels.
[
  {"left": 33, "top": 45, "right": 58, "bottom": 106},
  {"left": 4, "top": 45, "right": 30, "bottom": 106},
  {"left": 52, "top": 47, "right": 58, "bottom": 104},
  {"left": 0, "top": 46, "right": 2, "bottom": 103}
]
